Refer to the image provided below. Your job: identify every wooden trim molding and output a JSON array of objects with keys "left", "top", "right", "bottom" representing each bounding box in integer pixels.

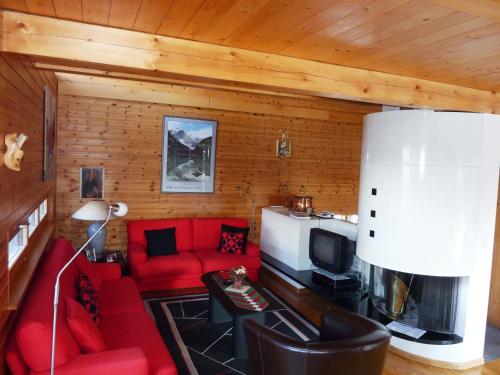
[{"left": 3, "top": 10, "right": 500, "bottom": 113}]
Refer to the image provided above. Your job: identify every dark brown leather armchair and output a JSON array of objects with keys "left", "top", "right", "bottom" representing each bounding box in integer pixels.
[{"left": 243, "top": 306, "right": 391, "bottom": 375}]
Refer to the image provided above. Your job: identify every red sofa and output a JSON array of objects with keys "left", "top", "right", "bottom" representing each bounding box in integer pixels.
[
  {"left": 128, "top": 217, "right": 261, "bottom": 291},
  {"left": 6, "top": 237, "right": 176, "bottom": 375}
]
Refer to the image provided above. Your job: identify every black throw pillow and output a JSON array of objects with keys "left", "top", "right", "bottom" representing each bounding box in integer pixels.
[
  {"left": 218, "top": 224, "right": 250, "bottom": 255},
  {"left": 144, "top": 227, "right": 178, "bottom": 257}
]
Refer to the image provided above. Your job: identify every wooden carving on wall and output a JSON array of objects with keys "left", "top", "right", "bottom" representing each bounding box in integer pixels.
[{"left": 1, "top": 133, "right": 28, "bottom": 171}]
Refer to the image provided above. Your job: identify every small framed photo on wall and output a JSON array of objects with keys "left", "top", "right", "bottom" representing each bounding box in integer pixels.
[{"left": 80, "top": 167, "right": 104, "bottom": 198}]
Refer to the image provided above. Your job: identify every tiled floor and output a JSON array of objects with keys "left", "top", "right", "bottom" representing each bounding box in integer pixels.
[{"left": 484, "top": 324, "right": 500, "bottom": 362}]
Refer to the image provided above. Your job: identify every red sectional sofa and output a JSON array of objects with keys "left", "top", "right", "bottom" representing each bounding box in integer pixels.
[
  {"left": 6, "top": 237, "right": 176, "bottom": 375},
  {"left": 128, "top": 217, "right": 261, "bottom": 291}
]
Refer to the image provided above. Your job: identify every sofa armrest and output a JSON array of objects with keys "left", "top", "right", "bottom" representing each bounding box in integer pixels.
[
  {"left": 94, "top": 263, "right": 122, "bottom": 280},
  {"left": 128, "top": 242, "right": 148, "bottom": 276},
  {"left": 246, "top": 241, "right": 260, "bottom": 257},
  {"left": 33, "top": 348, "right": 149, "bottom": 375}
]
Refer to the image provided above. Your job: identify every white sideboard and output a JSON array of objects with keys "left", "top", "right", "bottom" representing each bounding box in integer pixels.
[{"left": 260, "top": 207, "right": 357, "bottom": 271}]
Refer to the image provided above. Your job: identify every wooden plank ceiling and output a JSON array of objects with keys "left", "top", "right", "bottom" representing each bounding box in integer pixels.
[{"left": 3, "top": 0, "right": 500, "bottom": 92}]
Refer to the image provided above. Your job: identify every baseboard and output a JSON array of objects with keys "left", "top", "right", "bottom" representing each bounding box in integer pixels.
[{"left": 389, "top": 345, "right": 485, "bottom": 370}]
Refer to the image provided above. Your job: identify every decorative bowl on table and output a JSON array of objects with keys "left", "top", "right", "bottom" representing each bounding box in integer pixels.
[{"left": 230, "top": 265, "right": 247, "bottom": 289}]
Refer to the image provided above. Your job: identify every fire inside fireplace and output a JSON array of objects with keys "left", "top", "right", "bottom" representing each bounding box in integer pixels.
[{"left": 370, "top": 266, "right": 461, "bottom": 334}]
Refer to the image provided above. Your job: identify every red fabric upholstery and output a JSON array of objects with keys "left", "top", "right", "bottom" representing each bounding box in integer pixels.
[
  {"left": 100, "top": 312, "right": 176, "bottom": 375},
  {"left": 136, "top": 252, "right": 202, "bottom": 280},
  {"left": 31, "top": 348, "right": 149, "bottom": 375},
  {"left": 5, "top": 340, "right": 28, "bottom": 375},
  {"left": 127, "top": 217, "right": 261, "bottom": 291},
  {"left": 75, "top": 254, "right": 103, "bottom": 289},
  {"left": 14, "top": 238, "right": 80, "bottom": 372},
  {"left": 65, "top": 297, "right": 107, "bottom": 353},
  {"left": 192, "top": 218, "right": 248, "bottom": 251},
  {"left": 195, "top": 250, "right": 261, "bottom": 275},
  {"left": 6, "top": 237, "right": 177, "bottom": 375},
  {"left": 99, "top": 277, "right": 145, "bottom": 316},
  {"left": 127, "top": 219, "right": 193, "bottom": 251},
  {"left": 94, "top": 262, "right": 122, "bottom": 280}
]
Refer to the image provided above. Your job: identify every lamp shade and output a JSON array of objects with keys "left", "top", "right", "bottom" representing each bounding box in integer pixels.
[
  {"left": 111, "top": 202, "right": 128, "bottom": 217},
  {"left": 72, "top": 200, "right": 108, "bottom": 221}
]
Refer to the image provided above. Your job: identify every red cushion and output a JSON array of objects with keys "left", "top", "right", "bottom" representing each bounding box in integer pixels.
[
  {"left": 99, "top": 277, "right": 145, "bottom": 316},
  {"left": 194, "top": 250, "right": 261, "bottom": 273},
  {"left": 76, "top": 273, "right": 101, "bottom": 323},
  {"left": 192, "top": 218, "right": 248, "bottom": 251},
  {"left": 135, "top": 252, "right": 202, "bottom": 280},
  {"left": 100, "top": 312, "right": 176, "bottom": 375},
  {"left": 127, "top": 219, "right": 193, "bottom": 252},
  {"left": 65, "top": 297, "right": 107, "bottom": 353}
]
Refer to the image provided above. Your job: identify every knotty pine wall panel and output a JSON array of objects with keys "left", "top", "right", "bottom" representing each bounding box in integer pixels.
[
  {"left": 56, "top": 92, "right": 379, "bottom": 251},
  {"left": 0, "top": 53, "right": 57, "bottom": 370},
  {"left": 488, "top": 183, "right": 500, "bottom": 327}
]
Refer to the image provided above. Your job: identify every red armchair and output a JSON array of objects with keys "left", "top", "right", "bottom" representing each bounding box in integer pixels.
[{"left": 127, "top": 217, "right": 261, "bottom": 291}]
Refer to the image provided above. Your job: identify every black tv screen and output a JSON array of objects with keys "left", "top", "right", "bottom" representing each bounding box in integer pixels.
[{"left": 309, "top": 228, "right": 354, "bottom": 274}]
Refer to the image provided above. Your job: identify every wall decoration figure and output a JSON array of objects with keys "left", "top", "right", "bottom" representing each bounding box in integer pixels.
[
  {"left": 161, "top": 116, "right": 217, "bottom": 193},
  {"left": 43, "top": 86, "right": 57, "bottom": 181},
  {"left": 1, "top": 133, "right": 28, "bottom": 171},
  {"left": 276, "top": 129, "right": 291, "bottom": 160},
  {"left": 80, "top": 167, "right": 104, "bottom": 198}
]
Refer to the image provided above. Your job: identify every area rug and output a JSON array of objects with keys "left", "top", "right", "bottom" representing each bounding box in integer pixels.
[{"left": 144, "top": 291, "right": 319, "bottom": 375}]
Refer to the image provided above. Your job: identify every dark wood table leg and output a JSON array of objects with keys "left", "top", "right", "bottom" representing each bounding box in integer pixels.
[
  {"left": 233, "top": 312, "right": 266, "bottom": 359},
  {"left": 209, "top": 294, "right": 232, "bottom": 323}
]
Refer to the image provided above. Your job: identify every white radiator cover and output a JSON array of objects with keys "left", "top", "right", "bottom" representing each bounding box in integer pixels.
[{"left": 357, "top": 110, "right": 500, "bottom": 365}]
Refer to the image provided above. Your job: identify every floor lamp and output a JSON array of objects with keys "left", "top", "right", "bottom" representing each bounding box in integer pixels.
[{"left": 50, "top": 201, "right": 128, "bottom": 375}]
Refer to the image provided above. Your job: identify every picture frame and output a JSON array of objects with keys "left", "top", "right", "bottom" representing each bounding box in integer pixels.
[
  {"left": 80, "top": 167, "right": 104, "bottom": 198},
  {"left": 161, "top": 116, "right": 217, "bottom": 193},
  {"left": 43, "top": 86, "right": 56, "bottom": 181}
]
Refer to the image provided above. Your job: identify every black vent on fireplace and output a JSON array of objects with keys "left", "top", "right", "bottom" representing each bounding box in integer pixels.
[{"left": 419, "top": 276, "right": 459, "bottom": 333}]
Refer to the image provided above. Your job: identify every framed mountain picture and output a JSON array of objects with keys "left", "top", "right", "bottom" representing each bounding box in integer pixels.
[{"left": 161, "top": 116, "right": 218, "bottom": 193}]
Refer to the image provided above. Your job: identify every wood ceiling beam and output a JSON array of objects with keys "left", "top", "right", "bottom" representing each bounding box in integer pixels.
[
  {"left": 3, "top": 10, "right": 500, "bottom": 113},
  {"left": 429, "top": 0, "right": 500, "bottom": 24},
  {"left": 32, "top": 61, "right": 322, "bottom": 100},
  {"left": 56, "top": 73, "right": 332, "bottom": 121}
]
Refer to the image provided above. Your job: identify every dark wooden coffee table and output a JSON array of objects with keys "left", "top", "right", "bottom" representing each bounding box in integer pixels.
[{"left": 201, "top": 271, "right": 285, "bottom": 358}]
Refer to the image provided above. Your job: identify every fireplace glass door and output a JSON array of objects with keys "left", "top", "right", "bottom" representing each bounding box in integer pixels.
[{"left": 370, "top": 266, "right": 461, "bottom": 334}]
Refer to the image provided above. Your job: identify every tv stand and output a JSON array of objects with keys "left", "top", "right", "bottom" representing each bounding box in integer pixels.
[{"left": 311, "top": 268, "right": 360, "bottom": 292}]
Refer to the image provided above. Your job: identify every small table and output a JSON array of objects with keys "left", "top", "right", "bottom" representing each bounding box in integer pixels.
[
  {"left": 92, "top": 251, "right": 128, "bottom": 275},
  {"left": 201, "top": 271, "right": 284, "bottom": 358}
]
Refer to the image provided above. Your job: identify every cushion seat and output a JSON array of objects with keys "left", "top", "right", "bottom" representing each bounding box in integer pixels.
[
  {"left": 99, "top": 277, "right": 145, "bottom": 316},
  {"left": 100, "top": 312, "right": 176, "bottom": 375},
  {"left": 194, "top": 250, "right": 261, "bottom": 273},
  {"left": 136, "top": 252, "right": 202, "bottom": 280}
]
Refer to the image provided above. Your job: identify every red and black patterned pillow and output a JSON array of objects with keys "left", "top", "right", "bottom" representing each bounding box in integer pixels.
[
  {"left": 75, "top": 273, "right": 100, "bottom": 324},
  {"left": 218, "top": 224, "right": 250, "bottom": 255}
]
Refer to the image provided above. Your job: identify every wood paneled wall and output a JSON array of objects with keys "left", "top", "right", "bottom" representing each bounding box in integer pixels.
[
  {"left": 0, "top": 53, "right": 57, "bottom": 369},
  {"left": 56, "top": 88, "right": 379, "bottom": 251},
  {"left": 488, "top": 182, "right": 500, "bottom": 326}
]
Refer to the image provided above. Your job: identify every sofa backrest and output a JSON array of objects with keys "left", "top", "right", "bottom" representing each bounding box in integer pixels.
[
  {"left": 8, "top": 237, "right": 81, "bottom": 373},
  {"left": 127, "top": 219, "right": 193, "bottom": 252},
  {"left": 192, "top": 218, "right": 248, "bottom": 251}
]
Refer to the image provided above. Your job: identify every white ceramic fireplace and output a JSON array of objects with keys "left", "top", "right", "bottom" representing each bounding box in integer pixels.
[{"left": 356, "top": 110, "right": 500, "bottom": 367}]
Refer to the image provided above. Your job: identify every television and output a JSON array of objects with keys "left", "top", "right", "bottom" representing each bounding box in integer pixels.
[{"left": 309, "top": 228, "right": 355, "bottom": 274}]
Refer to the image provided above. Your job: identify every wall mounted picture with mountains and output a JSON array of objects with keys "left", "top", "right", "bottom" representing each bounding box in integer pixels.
[{"left": 161, "top": 116, "right": 218, "bottom": 193}]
